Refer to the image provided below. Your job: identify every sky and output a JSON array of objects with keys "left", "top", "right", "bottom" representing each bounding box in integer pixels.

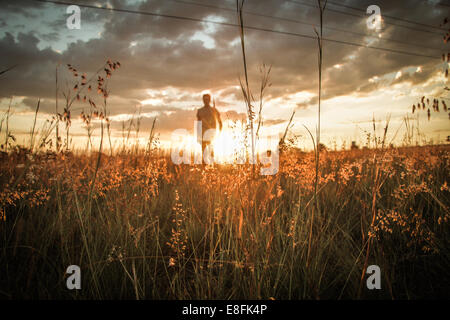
[{"left": 1, "top": 0, "right": 449, "bottom": 151}]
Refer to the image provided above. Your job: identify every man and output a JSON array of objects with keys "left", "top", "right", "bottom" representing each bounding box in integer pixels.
[{"left": 196, "top": 93, "right": 222, "bottom": 161}]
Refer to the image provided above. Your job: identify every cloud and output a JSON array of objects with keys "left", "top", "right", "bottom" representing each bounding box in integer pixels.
[
  {"left": 0, "top": 0, "right": 447, "bottom": 141},
  {"left": 263, "top": 118, "right": 287, "bottom": 126}
]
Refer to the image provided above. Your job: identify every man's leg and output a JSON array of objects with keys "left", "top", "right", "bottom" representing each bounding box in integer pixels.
[
  {"left": 202, "top": 140, "right": 214, "bottom": 165},
  {"left": 202, "top": 141, "right": 208, "bottom": 165},
  {"left": 201, "top": 128, "right": 217, "bottom": 165}
]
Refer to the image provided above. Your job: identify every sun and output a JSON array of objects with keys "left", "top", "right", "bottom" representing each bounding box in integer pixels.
[
  {"left": 212, "top": 120, "right": 247, "bottom": 164},
  {"left": 170, "top": 120, "right": 252, "bottom": 165}
]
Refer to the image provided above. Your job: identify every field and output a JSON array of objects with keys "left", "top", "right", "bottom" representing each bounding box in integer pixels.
[
  {"left": 1, "top": 0, "right": 449, "bottom": 301},
  {"left": 1, "top": 143, "right": 449, "bottom": 299}
]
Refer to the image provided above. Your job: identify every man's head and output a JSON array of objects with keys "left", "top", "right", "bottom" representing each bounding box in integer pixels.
[{"left": 202, "top": 94, "right": 211, "bottom": 106}]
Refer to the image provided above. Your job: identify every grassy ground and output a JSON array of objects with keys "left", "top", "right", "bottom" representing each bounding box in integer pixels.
[{"left": 0, "top": 145, "right": 449, "bottom": 299}]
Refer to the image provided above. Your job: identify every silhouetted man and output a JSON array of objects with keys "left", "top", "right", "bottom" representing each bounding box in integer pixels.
[{"left": 196, "top": 94, "right": 222, "bottom": 162}]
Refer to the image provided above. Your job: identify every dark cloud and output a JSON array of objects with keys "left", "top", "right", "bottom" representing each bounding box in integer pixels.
[
  {"left": 109, "top": 108, "right": 196, "bottom": 134},
  {"left": 263, "top": 118, "right": 287, "bottom": 126},
  {"left": 0, "top": 32, "right": 60, "bottom": 99},
  {"left": 222, "top": 110, "right": 247, "bottom": 122},
  {"left": 39, "top": 31, "right": 60, "bottom": 42},
  {"left": 0, "top": 0, "right": 447, "bottom": 137}
]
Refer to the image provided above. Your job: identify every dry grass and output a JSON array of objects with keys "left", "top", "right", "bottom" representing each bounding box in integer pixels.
[
  {"left": 0, "top": 143, "right": 448, "bottom": 299},
  {"left": 0, "top": 8, "right": 448, "bottom": 300}
]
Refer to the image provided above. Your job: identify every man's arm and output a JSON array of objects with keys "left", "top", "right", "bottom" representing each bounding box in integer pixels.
[
  {"left": 215, "top": 109, "right": 223, "bottom": 130},
  {"left": 196, "top": 108, "right": 202, "bottom": 144}
]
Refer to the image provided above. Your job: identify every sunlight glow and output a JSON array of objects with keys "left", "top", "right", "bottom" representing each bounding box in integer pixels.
[{"left": 212, "top": 122, "right": 247, "bottom": 164}]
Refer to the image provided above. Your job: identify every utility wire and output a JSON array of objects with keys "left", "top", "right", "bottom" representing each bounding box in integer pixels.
[
  {"left": 323, "top": 0, "right": 447, "bottom": 31},
  {"left": 170, "top": 0, "right": 444, "bottom": 52},
  {"left": 29, "top": 0, "right": 441, "bottom": 60},
  {"left": 436, "top": 1, "right": 450, "bottom": 8},
  {"left": 287, "top": 0, "right": 445, "bottom": 36}
]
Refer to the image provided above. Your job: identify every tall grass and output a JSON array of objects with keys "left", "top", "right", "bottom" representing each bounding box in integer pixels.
[
  {"left": 237, "top": 0, "right": 256, "bottom": 168},
  {"left": 0, "top": 10, "right": 449, "bottom": 300},
  {"left": 0, "top": 141, "right": 449, "bottom": 299},
  {"left": 306, "top": 0, "right": 327, "bottom": 268}
]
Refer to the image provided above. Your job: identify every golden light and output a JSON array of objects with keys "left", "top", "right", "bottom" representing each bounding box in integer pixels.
[
  {"left": 170, "top": 120, "right": 273, "bottom": 165},
  {"left": 211, "top": 122, "right": 247, "bottom": 164}
]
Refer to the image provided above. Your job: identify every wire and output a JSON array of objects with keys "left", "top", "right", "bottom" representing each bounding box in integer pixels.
[
  {"left": 169, "top": 0, "right": 444, "bottom": 52},
  {"left": 323, "top": 0, "right": 447, "bottom": 31},
  {"left": 287, "top": 0, "right": 445, "bottom": 36},
  {"left": 28, "top": 0, "right": 441, "bottom": 60},
  {"left": 436, "top": 1, "right": 450, "bottom": 7}
]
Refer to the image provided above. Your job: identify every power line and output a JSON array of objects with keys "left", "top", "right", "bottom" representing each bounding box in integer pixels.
[
  {"left": 436, "top": 1, "right": 450, "bottom": 7},
  {"left": 170, "top": 0, "right": 444, "bottom": 53},
  {"left": 28, "top": 0, "right": 441, "bottom": 60},
  {"left": 287, "top": 0, "right": 445, "bottom": 36},
  {"left": 323, "top": 0, "right": 447, "bottom": 31}
]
